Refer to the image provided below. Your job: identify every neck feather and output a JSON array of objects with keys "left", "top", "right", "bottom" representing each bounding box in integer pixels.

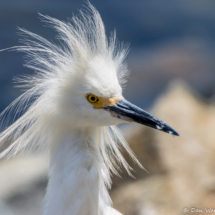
[{"left": 42, "top": 127, "right": 112, "bottom": 215}]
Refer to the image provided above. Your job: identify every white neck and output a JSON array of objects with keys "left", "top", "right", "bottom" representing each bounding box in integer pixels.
[{"left": 42, "top": 127, "right": 112, "bottom": 215}]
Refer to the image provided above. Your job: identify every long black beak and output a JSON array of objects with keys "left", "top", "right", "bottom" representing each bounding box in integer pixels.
[{"left": 104, "top": 99, "right": 179, "bottom": 136}]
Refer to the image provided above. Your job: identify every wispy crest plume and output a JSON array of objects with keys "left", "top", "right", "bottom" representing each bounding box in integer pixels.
[{"left": 0, "top": 3, "right": 141, "bottom": 176}]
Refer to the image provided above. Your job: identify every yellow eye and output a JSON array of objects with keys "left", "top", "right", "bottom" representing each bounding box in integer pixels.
[{"left": 86, "top": 94, "right": 99, "bottom": 103}]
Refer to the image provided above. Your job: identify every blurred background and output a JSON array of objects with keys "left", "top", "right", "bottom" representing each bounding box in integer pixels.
[{"left": 0, "top": 0, "right": 215, "bottom": 214}]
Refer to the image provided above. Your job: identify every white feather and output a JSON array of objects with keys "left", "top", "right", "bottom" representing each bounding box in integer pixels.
[{"left": 0, "top": 2, "right": 142, "bottom": 215}]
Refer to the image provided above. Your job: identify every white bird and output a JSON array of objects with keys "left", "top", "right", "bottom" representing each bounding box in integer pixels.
[{"left": 0, "top": 3, "right": 179, "bottom": 215}]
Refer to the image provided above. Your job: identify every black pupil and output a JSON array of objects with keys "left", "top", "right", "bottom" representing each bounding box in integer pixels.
[{"left": 91, "top": 96, "right": 96, "bottom": 101}]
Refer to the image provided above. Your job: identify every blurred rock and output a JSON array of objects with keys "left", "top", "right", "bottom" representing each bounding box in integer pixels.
[
  {"left": 112, "top": 175, "right": 178, "bottom": 215},
  {"left": 111, "top": 80, "right": 215, "bottom": 215},
  {"left": 154, "top": 80, "right": 215, "bottom": 214},
  {"left": 0, "top": 156, "right": 48, "bottom": 215},
  {"left": 111, "top": 123, "right": 165, "bottom": 190}
]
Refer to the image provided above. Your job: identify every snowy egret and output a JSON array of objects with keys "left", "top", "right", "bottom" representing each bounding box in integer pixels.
[{"left": 0, "top": 3, "right": 179, "bottom": 215}]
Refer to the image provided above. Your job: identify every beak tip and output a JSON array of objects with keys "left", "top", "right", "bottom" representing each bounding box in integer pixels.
[
  {"left": 161, "top": 123, "right": 180, "bottom": 137},
  {"left": 168, "top": 129, "right": 180, "bottom": 137},
  {"left": 175, "top": 132, "right": 180, "bottom": 136}
]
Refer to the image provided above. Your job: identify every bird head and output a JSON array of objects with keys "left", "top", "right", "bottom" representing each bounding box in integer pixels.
[
  {"left": 53, "top": 51, "right": 178, "bottom": 136},
  {"left": 21, "top": 5, "right": 178, "bottom": 136}
]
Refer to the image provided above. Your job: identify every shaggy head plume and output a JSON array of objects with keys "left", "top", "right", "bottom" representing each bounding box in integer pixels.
[{"left": 0, "top": 3, "right": 142, "bottom": 175}]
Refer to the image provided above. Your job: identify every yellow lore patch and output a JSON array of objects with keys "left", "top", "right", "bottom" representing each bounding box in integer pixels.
[{"left": 86, "top": 94, "right": 120, "bottom": 109}]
